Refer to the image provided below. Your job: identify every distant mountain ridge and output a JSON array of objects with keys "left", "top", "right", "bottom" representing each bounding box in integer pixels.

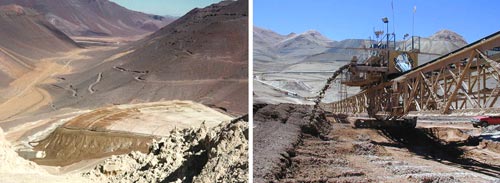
[
  {"left": 0, "top": 0, "right": 176, "bottom": 37},
  {"left": 254, "top": 27, "right": 334, "bottom": 66},
  {"left": 254, "top": 26, "right": 468, "bottom": 71}
]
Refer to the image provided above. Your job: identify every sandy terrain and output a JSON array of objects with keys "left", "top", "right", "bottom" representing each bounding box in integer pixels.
[
  {"left": 0, "top": 48, "right": 92, "bottom": 121},
  {"left": 62, "top": 100, "right": 234, "bottom": 136},
  {"left": 254, "top": 104, "right": 500, "bottom": 182},
  {"left": 0, "top": 4, "right": 80, "bottom": 88}
]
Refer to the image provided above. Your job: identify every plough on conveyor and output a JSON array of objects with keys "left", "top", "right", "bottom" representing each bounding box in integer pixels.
[{"left": 311, "top": 22, "right": 500, "bottom": 128}]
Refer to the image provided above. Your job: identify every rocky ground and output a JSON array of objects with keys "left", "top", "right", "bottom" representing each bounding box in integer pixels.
[
  {"left": 1, "top": 109, "right": 248, "bottom": 183},
  {"left": 83, "top": 120, "right": 248, "bottom": 183},
  {"left": 0, "top": 127, "right": 92, "bottom": 183},
  {"left": 253, "top": 103, "right": 500, "bottom": 182}
]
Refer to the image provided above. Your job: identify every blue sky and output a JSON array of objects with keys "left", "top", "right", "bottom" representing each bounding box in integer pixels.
[
  {"left": 110, "top": 0, "right": 221, "bottom": 16},
  {"left": 255, "top": 0, "right": 500, "bottom": 43}
]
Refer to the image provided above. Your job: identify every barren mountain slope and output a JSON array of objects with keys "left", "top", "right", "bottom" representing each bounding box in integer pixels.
[
  {"left": 253, "top": 27, "right": 287, "bottom": 63},
  {"left": 275, "top": 30, "right": 333, "bottom": 62},
  {"left": 46, "top": 0, "right": 248, "bottom": 114},
  {"left": 0, "top": 0, "right": 175, "bottom": 37},
  {"left": 253, "top": 27, "right": 334, "bottom": 71},
  {"left": 0, "top": 5, "right": 79, "bottom": 87},
  {"left": 254, "top": 27, "right": 287, "bottom": 48}
]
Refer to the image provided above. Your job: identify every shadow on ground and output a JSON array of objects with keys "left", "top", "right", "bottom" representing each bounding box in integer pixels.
[{"left": 375, "top": 127, "right": 500, "bottom": 178}]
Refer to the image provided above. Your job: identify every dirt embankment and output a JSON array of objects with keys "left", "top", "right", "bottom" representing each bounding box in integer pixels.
[
  {"left": 84, "top": 120, "right": 249, "bottom": 182},
  {"left": 253, "top": 103, "right": 331, "bottom": 182},
  {"left": 32, "top": 127, "right": 154, "bottom": 166}
]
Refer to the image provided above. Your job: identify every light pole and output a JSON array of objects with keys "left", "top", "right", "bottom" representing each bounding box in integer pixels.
[
  {"left": 382, "top": 17, "right": 389, "bottom": 66},
  {"left": 382, "top": 17, "right": 389, "bottom": 48}
]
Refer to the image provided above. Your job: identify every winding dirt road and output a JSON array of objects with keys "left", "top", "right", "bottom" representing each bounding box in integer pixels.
[{"left": 0, "top": 49, "right": 90, "bottom": 122}]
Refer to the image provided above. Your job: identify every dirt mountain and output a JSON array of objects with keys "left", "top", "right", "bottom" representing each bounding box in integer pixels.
[
  {"left": 253, "top": 27, "right": 287, "bottom": 63},
  {"left": 275, "top": 30, "right": 334, "bottom": 62},
  {"left": 253, "top": 27, "right": 334, "bottom": 71},
  {"left": 0, "top": 0, "right": 175, "bottom": 37},
  {"left": 277, "top": 30, "right": 333, "bottom": 50},
  {"left": 0, "top": 5, "right": 79, "bottom": 87},
  {"left": 429, "top": 29, "right": 467, "bottom": 45},
  {"left": 254, "top": 27, "right": 333, "bottom": 61},
  {"left": 46, "top": 0, "right": 248, "bottom": 114},
  {"left": 407, "top": 30, "right": 468, "bottom": 63},
  {"left": 254, "top": 27, "right": 287, "bottom": 49}
]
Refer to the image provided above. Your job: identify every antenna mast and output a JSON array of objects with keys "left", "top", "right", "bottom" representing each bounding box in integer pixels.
[
  {"left": 391, "top": 0, "right": 395, "bottom": 36},
  {"left": 412, "top": 5, "right": 416, "bottom": 50}
]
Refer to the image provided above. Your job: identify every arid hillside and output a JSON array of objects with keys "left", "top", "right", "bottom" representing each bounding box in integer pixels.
[
  {"left": 0, "top": 5, "right": 79, "bottom": 87},
  {"left": 0, "top": 0, "right": 175, "bottom": 37},
  {"left": 46, "top": 0, "right": 249, "bottom": 114}
]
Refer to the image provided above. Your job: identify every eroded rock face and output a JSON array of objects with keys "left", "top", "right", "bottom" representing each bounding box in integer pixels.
[{"left": 84, "top": 120, "right": 248, "bottom": 183}]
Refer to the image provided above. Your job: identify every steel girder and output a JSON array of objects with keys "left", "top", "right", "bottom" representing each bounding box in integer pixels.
[{"left": 330, "top": 31, "right": 500, "bottom": 118}]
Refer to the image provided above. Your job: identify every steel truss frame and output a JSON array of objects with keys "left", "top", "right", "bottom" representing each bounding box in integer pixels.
[{"left": 330, "top": 31, "right": 500, "bottom": 118}]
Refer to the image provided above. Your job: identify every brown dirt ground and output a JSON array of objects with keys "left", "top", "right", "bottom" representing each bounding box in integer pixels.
[{"left": 254, "top": 104, "right": 500, "bottom": 182}]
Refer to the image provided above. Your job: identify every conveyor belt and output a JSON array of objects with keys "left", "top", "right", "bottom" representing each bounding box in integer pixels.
[
  {"left": 330, "top": 30, "right": 500, "bottom": 118},
  {"left": 396, "top": 31, "right": 500, "bottom": 80}
]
